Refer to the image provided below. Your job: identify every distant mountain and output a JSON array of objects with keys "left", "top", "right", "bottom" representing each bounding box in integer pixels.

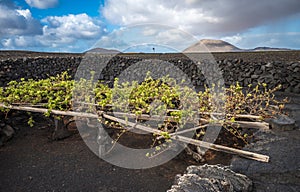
[
  {"left": 183, "top": 39, "right": 293, "bottom": 53},
  {"left": 85, "top": 48, "right": 120, "bottom": 54},
  {"left": 183, "top": 39, "right": 241, "bottom": 53},
  {"left": 251, "top": 46, "right": 292, "bottom": 52}
]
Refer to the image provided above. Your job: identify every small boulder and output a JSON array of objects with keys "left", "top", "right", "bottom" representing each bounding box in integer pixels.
[
  {"left": 168, "top": 164, "right": 252, "bottom": 192},
  {"left": 0, "top": 124, "right": 15, "bottom": 145},
  {"left": 267, "top": 114, "right": 296, "bottom": 131}
]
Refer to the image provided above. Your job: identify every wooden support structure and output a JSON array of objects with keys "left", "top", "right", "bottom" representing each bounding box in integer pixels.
[
  {"left": 101, "top": 112, "right": 269, "bottom": 162},
  {"left": 0, "top": 103, "right": 269, "bottom": 162},
  {"left": 74, "top": 101, "right": 264, "bottom": 120}
]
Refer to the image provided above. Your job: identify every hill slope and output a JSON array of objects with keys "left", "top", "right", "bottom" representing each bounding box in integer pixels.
[
  {"left": 184, "top": 39, "right": 241, "bottom": 53},
  {"left": 85, "top": 48, "right": 120, "bottom": 54}
]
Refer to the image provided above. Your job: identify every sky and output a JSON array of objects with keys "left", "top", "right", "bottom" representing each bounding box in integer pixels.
[{"left": 0, "top": 0, "right": 300, "bottom": 53}]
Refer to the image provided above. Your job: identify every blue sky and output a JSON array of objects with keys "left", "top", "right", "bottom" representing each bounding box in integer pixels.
[{"left": 0, "top": 0, "right": 300, "bottom": 53}]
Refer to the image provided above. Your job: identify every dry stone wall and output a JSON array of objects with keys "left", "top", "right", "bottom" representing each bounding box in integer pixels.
[
  {"left": 0, "top": 53, "right": 299, "bottom": 93},
  {"left": 0, "top": 56, "right": 81, "bottom": 86}
]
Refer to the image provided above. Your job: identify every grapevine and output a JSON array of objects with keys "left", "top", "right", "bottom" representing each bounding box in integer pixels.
[{"left": 0, "top": 71, "right": 288, "bottom": 159}]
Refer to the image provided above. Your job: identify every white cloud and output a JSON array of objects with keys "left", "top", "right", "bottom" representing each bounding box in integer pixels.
[
  {"left": 25, "top": 0, "right": 58, "bottom": 9},
  {"left": 142, "top": 27, "right": 158, "bottom": 36},
  {"left": 1, "top": 35, "right": 38, "bottom": 49},
  {"left": 1, "top": 13, "right": 105, "bottom": 52},
  {"left": 1, "top": 38, "right": 14, "bottom": 48},
  {"left": 93, "top": 24, "right": 198, "bottom": 52},
  {"left": 102, "top": 0, "right": 300, "bottom": 36},
  {"left": 42, "top": 14, "right": 102, "bottom": 40},
  {"left": 102, "top": 0, "right": 220, "bottom": 35},
  {"left": 0, "top": 4, "right": 42, "bottom": 37},
  {"left": 221, "top": 34, "right": 243, "bottom": 46},
  {"left": 14, "top": 36, "right": 29, "bottom": 47},
  {"left": 220, "top": 32, "right": 300, "bottom": 49},
  {"left": 16, "top": 9, "right": 32, "bottom": 19}
]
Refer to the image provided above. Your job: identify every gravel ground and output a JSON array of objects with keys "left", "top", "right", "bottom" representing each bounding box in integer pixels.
[
  {"left": 231, "top": 93, "right": 300, "bottom": 192},
  {"left": 0, "top": 113, "right": 198, "bottom": 192},
  {"left": 0, "top": 108, "right": 238, "bottom": 192}
]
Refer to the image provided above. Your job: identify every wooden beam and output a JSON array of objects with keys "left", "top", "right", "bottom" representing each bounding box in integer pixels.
[
  {"left": 101, "top": 113, "right": 269, "bottom": 162},
  {"left": 229, "top": 121, "right": 269, "bottom": 130},
  {"left": 0, "top": 103, "right": 270, "bottom": 162},
  {"left": 74, "top": 101, "right": 263, "bottom": 119},
  {"left": 176, "top": 135, "right": 269, "bottom": 162},
  {"left": 0, "top": 103, "right": 98, "bottom": 118}
]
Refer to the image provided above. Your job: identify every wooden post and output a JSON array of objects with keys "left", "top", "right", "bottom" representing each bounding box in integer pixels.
[
  {"left": 52, "top": 117, "right": 71, "bottom": 140},
  {"left": 97, "top": 125, "right": 110, "bottom": 157}
]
